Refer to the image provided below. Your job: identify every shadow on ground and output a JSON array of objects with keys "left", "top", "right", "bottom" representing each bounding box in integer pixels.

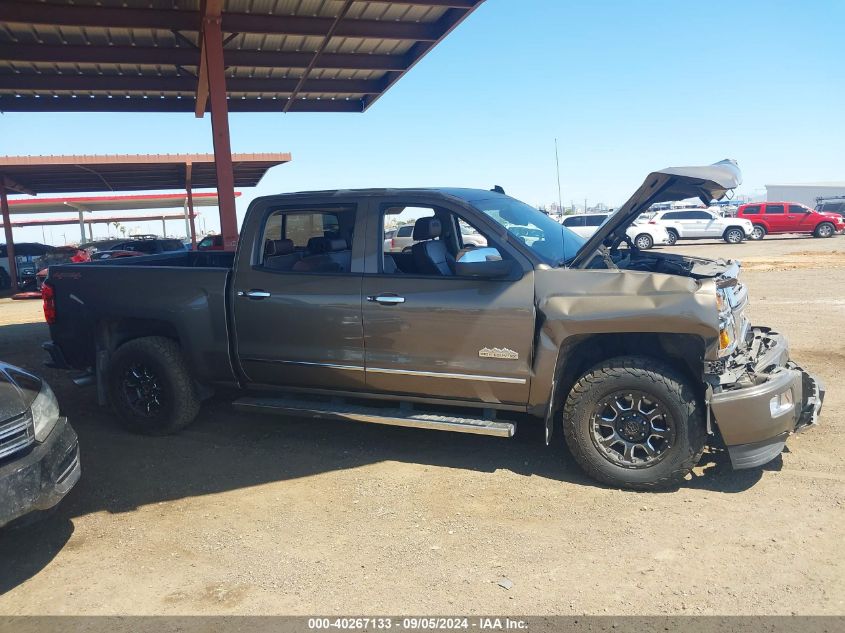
[{"left": 0, "top": 319, "right": 764, "bottom": 594}]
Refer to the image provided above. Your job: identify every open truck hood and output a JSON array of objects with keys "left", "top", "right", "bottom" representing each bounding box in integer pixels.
[{"left": 571, "top": 159, "right": 742, "bottom": 268}]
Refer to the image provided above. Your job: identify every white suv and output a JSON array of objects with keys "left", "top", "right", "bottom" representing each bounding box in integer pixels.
[
  {"left": 561, "top": 213, "right": 671, "bottom": 249},
  {"left": 647, "top": 209, "right": 753, "bottom": 245}
]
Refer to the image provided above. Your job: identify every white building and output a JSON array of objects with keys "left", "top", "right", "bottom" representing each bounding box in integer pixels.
[{"left": 765, "top": 182, "right": 845, "bottom": 208}]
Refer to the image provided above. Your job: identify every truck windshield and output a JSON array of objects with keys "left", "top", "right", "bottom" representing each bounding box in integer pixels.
[{"left": 472, "top": 197, "right": 586, "bottom": 266}]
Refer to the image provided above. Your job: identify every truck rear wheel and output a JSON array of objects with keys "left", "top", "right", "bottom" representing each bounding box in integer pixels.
[
  {"left": 562, "top": 356, "right": 705, "bottom": 490},
  {"left": 107, "top": 336, "right": 200, "bottom": 435}
]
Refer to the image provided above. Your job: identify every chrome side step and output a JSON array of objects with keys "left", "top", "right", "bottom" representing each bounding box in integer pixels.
[{"left": 232, "top": 396, "right": 515, "bottom": 438}]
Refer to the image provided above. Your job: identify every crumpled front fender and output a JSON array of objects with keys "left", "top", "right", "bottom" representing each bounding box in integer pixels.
[{"left": 530, "top": 268, "right": 720, "bottom": 444}]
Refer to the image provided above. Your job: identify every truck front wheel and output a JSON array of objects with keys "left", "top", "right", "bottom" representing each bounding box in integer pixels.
[
  {"left": 562, "top": 356, "right": 705, "bottom": 490},
  {"left": 107, "top": 336, "right": 201, "bottom": 435}
]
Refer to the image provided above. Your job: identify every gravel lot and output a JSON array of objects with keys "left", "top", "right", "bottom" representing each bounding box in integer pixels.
[{"left": 0, "top": 234, "right": 843, "bottom": 615}]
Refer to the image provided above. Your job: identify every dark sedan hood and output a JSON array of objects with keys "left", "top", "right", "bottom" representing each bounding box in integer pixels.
[
  {"left": 571, "top": 159, "right": 742, "bottom": 268},
  {"left": 0, "top": 363, "right": 41, "bottom": 421}
]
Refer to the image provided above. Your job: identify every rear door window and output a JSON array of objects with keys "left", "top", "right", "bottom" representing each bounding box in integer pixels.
[
  {"left": 562, "top": 216, "right": 585, "bottom": 227},
  {"left": 765, "top": 205, "right": 785, "bottom": 214},
  {"left": 584, "top": 215, "right": 606, "bottom": 227},
  {"left": 259, "top": 205, "right": 356, "bottom": 272}
]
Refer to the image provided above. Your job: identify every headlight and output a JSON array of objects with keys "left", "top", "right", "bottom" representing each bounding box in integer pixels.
[
  {"left": 719, "top": 325, "right": 734, "bottom": 353},
  {"left": 31, "top": 380, "right": 60, "bottom": 442},
  {"left": 717, "top": 289, "right": 736, "bottom": 357}
]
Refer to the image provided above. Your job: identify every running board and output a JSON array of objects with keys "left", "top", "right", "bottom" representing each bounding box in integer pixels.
[{"left": 233, "top": 396, "right": 515, "bottom": 438}]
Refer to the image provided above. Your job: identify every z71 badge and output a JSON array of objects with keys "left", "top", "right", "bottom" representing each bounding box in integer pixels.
[{"left": 478, "top": 347, "right": 519, "bottom": 360}]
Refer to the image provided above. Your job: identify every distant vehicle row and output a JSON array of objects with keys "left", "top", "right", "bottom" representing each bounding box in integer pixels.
[
  {"left": 562, "top": 213, "right": 671, "bottom": 249},
  {"left": 556, "top": 201, "right": 844, "bottom": 247}
]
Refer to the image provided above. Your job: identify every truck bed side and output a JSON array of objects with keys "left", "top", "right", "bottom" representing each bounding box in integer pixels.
[{"left": 46, "top": 251, "right": 238, "bottom": 386}]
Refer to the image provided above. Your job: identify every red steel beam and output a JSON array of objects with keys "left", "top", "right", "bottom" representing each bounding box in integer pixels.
[
  {"left": 185, "top": 162, "right": 198, "bottom": 249},
  {"left": 0, "top": 185, "right": 18, "bottom": 291},
  {"left": 1, "top": 175, "right": 35, "bottom": 196},
  {"left": 202, "top": 7, "right": 239, "bottom": 250}
]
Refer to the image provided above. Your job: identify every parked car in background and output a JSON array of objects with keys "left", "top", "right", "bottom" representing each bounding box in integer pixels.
[
  {"left": 563, "top": 213, "right": 671, "bottom": 249},
  {"left": 509, "top": 225, "right": 544, "bottom": 246},
  {"left": 35, "top": 246, "right": 91, "bottom": 290},
  {"left": 90, "top": 250, "right": 144, "bottom": 261},
  {"left": 736, "top": 202, "right": 845, "bottom": 239},
  {"left": 107, "top": 236, "right": 188, "bottom": 255},
  {"left": 814, "top": 197, "right": 845, "bottom": 221},
  {"left": 0, "top": 242, "right": 57, "bottom": 291},
  {"left": 384, "top": 224, "right": 417, "bottom": 252},
  {"left": 197, "top": 234, "right": 225, "bottom": 251},
  {"left": 0, "top": 362, "right": 80, "bottom": 528},
  {"left": 649, "top": 209, "right": 754, "bottom": 245}
]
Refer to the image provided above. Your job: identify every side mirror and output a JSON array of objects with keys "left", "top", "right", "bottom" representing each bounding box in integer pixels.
[{"left": 455, "top": 248, "right": 513, "bottom": 278}]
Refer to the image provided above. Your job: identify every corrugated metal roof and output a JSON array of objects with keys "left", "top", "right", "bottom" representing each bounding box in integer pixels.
[
  {"left": 0, "top": 0, "right": 485, "bottom": 113},
  {"left": 0, "top": 153, "right": 291, "bottom": 194}
]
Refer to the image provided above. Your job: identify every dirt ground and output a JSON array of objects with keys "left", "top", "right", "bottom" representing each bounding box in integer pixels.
[{"left": 0, "top": 234, "right": 842, "bottom": 615}]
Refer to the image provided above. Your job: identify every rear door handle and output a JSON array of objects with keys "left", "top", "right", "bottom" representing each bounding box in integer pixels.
[
  {"left": 237, "top": 289, "right": 271, "bottom": 299},
  {"left": 367, "top": 294, "right": 405, "bottom": 305}
]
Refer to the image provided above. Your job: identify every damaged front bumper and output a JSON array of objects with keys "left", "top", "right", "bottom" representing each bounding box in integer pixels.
[
  {"left": 709, "top": 327, "right": 825, "bottom": 469},
  {"left": 0, "top": 417, "right": 81, "bottom": 528}
]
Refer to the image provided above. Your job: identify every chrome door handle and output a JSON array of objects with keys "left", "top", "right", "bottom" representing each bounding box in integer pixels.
[
  {"left": 237, "top": 289, "right": 271, "bottom": 299},
  {"left": 367, "top": 294, "right": 405, "bottom": 305}
]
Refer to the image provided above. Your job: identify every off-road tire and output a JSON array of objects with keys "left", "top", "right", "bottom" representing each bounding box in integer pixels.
[
  {"left": 750, "top": 225, "right": 766, "bottom": 240},
  {"left": 814, "top": 222, "right": 835, "bottom": 238},
  {"left": 665, "top": 229, "right": 679, "bottom": 246},
  {"left": 634, "top": 233, "right": 654, "bottom": 250},
  {"left": 723, "top": 227, "right": 745, "bottom": 244},
  {"left": 562, "top": 356, "right": 705, "bottom": 490},
  {"left": 107, "top": 336, "right": 200, "bottom": 435}
]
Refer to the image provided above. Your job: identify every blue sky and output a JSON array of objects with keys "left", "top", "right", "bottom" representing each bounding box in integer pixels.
[{"left": 2, "top": 0, "right": 843, "bottom": 243}]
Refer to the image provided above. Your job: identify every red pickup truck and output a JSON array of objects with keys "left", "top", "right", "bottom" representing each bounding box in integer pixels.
[{"left": 736, "top": 202, "right": 845, "bottom": 240}]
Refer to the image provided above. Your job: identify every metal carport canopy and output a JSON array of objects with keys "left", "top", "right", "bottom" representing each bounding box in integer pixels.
[
  {"left": 0, "top": 0, "right": 487, "bottom": 252},
  {"left": 0, "top": 153, "right": 287, "bottom": 288},
  {"left": 2, "top": 191, "right": 236, "bottom": 241}
]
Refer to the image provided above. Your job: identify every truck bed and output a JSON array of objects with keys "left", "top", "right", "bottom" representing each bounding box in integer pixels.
[{"left": 46, "top": 251, "right": 237, "bottom": 386}]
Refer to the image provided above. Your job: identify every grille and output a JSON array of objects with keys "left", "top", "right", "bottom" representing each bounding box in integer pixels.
[{"left": 0, "top": 413, "right": 35, "bottom": 461}]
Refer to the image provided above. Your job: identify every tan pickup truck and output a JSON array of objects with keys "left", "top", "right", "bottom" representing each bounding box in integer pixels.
[{"left": 43, "top": 160, "right": 824, "bottom": 489}]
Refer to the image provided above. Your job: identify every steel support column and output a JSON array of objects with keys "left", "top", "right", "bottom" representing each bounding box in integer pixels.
[
  {"left": 185, "top": 162, "right": 198, "bottom": 249},
  {"left": 0, "top": 185, "right": 18, "bottom": 291},
  {"left": 201, "top": 9, "right": 239, "bottom": 250},
  {"left": 78, "top": 209, "right": 86, "bottom": 243}
]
